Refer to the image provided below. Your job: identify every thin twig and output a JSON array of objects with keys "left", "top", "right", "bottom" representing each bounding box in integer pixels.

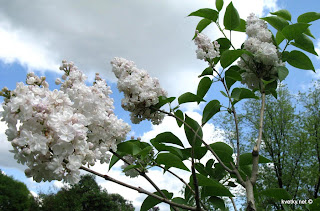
[
  {"left": 191, "top": 127, "right": 202, "bottom": 211},
  {"left": 219, "top": 73, "right": 241, "bottom": 168},
  {"left": 229, "top": 197, "right": 238, "bottom": 211},
  {"left": 110, "top": 150, "right": 179, "bottom": 211},
  {"left": 156, "top": 165, "right": 208, "bottom": 210},
  {"left": 80, "top": 166, "right": 197, "bottom": 210}
]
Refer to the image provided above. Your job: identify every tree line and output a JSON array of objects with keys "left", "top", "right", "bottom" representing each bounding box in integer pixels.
[{"left": 0, "top": 172, "right": 134, "bottom": 211}]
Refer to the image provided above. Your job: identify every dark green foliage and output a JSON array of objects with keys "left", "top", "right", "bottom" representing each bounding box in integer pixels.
[
  {"left": 0, "top": 170, "right": 36, "bottom": 211},
  {"left": 39, "top": 174, "right": 134, "bottom": 211}
]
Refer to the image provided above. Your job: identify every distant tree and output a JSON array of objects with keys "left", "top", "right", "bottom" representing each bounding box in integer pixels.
[
  {"left": 39, "top": 174, "right": 134, "bottom": 211},
  {"left": 0, "top": 170, "right": 37, "bottom": 211},
  {"left": 298, "top": 81, "right": 320, "bottom": 199},
  {"left": 231, "top": 84, "right": 320, "bottom": 210}
]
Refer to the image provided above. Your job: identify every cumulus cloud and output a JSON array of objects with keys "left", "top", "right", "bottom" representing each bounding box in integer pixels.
[
  {"left": 0, "top": 0, "right": 278, "bottom": 96},
  {"left": 0, "top": 107, "right": 27, "bottom": 171}
]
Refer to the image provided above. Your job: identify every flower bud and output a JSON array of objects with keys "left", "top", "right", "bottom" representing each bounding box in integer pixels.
[{"left": 55, "top": 78, "right": 62, "bottom": 85}]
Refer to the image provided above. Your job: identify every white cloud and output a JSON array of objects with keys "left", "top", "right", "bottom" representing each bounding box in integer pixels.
[
  {"left": 0, "top": 0, "right": 279, "bottom": 96},
  {"left": 0, "top": 21, "right": 59, "bottom": 73},
  {"left": 0, "top": 107, "right": 27, "bottom": 171},
  {"left": 53, "top": 180, "right": 65, "bottom": 189}
]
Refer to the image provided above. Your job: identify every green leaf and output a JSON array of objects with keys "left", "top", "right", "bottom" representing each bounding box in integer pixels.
[
  {"left": 136, "top": 146, "right": 153, "bottom": 159},
  {"left": 297, "top": 12, "right": 320, "bottom": 23},
  {"left": 178, "top": 92, "right": 205, "bottom": 104},
  {"left": 174, "top": 110, "right": 184, "bottom": 127},
  {"left": 265, "top": 80, "right": 278, "bottom": 97},
  {"left": 184, "top": 183, "right": 193, "bottom": 202},
  {"left": 261, "top": 16, "right": 289, "bottom": 31},
  {"left": 205, "top": 159, "right": 215, "bottom": 170},
  {"left": 153, "top": 132, "right": 184, "bottom": 148},
  {"left": 117, "top": 141, "right": 141, "bottom": 155},
  {"left": 231, "top": 88, "right": 258, "bottom": 101},
  {"left": 123, "top": 164, "right": 140, "bottom": 172},
  {"left": 237, "top": 165, "right": 252, "bottom": 180},
  {"left": 191, "top": 174, "right": 234, "bottom": 197},
  {"left": 220, "top": 49, "right": 244, "bottom": 68},
  {"left": 198, "top": 67, "right": 213, "bottom": 77},
  {"left": 232, "top": 19, "right": 246, "bottom": 32},
  {"left": 208, "top": 196, "right": 226, "bottom": 209},
  {"left": 225, "top": 66, "right": 242, "bottom": 89},
  {"left": 153, "top": 96, "right": 176, "bottom": 110},
  {"left": 195, "top": 163, "right": 209, "bottom": 176},
  {"left": 270, "top": 9, "right": 291, "bottom": 21},
  {"left": 304, "top": 27, "right": 315, "bottom": 39},
  {"left": 156, "top": 153, "right": 189, "bottom": 171},
  {"left": 277, "top": 66, "right": 289, "bottom": 81},
  {"left": 151, "top": 140, "right": 184, "bottom": 159},
  {"left": 223, "top": 2, "right": 240, "bottom": 30},
  {"left": 220, "top": 90, "right": 228, "bottom": 97},
  {"left": 216, "top": 38, "right": 231, "bottom": 54},
  {"left": 260, "top": 188, "right": 291, "bottom": 200},
  {"left": 184, "top": 115, "right": 203, "bottom": 147},
  {"left": 197, "top": 77, "right": 212, "bottom": 102},
  {"left": 286, "top": 50, "right": 315, "bottom": 71},
  {"left": 188, "top": 8, "right": 219, "bottom": 22},
  {"left": 216, "top": 0, "right": 223, "bottom": 11},
  {"left": 141, "top": 190, "right": 173, "bottom": 211},
  {"left": 261, "top": 79, "right": 276, "bottom": 86},
  {"left": 239, "top": 153, "right": 271, "bottom": 166},
  {"left": 211, "top": 163, "right": 228, "bottom": 181},
  {"left": 281, "top": 23, "right": 310, "bottom": 41},
  {"left": 291, "top": 33, "right": 318, "bottom": 55},
  {"left": 202, "top": 100, "right": 221, "bottom": 125},
  {"left": 182, "top": 146, "right": 207, "bottom": 160},
  {"left": 170, "top": 197, "right": 189, "bottom": 211},
  {"left": 210, "top": 142, "right": 233, "bottom": 163},
  {"left": 192, "top": 19, "right": 212, "bottom": 40},
  {"left": 276, "top": 31, "right": 285, "bottom": 45},
  {"left": 109, "top": 152, "right": 125, "bottom": 170}
]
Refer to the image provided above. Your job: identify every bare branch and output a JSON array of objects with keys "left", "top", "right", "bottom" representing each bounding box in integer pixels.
[
  {"left": 80, "top": 166, "right": 198, "bottom": 211},
  {"left": 109, "top": 150, "right": 179, "bottom": 211}
]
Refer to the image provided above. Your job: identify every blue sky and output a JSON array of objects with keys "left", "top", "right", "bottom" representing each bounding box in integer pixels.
[{"left": 0, "top": 0, "right": 319, "bottom": 210}]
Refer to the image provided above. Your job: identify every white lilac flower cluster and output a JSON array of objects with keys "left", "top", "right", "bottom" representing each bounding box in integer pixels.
[
  {"left": 0, "top": 60, "right": 130, "bottom": 183},
  {"left": 111, "top": 57, "right": 167, "bottom": 125},
  {"left": 238, "top": 13, "right": 284, "bottom": 89},
  {"left": 194, "top": 30, "right": 220, "bottom": 61}
]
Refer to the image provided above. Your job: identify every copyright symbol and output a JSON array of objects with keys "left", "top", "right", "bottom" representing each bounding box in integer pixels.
[{"left": 308, "top": 199, "right": 313, "bottom": 204}]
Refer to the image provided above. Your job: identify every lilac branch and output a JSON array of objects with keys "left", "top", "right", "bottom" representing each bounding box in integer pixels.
[
  {"left": 109, "top": 150, "right": 179, "bottom": 211},
  {"left": 80, "top": 166, "right": 198, "bottom": 210}
]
